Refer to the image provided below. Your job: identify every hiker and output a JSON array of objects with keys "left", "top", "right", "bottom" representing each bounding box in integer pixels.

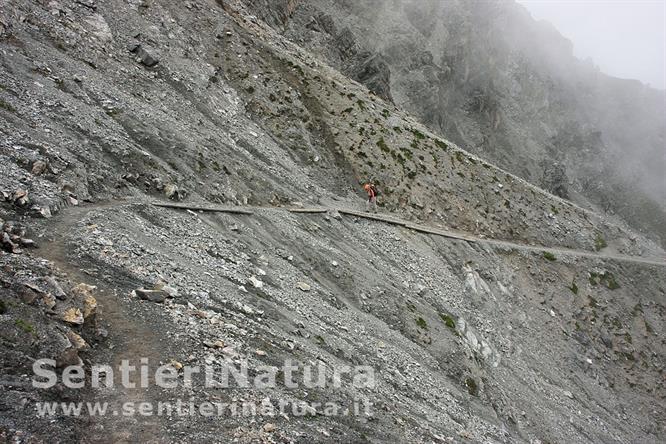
[{"left": 363, "top": 182, "right": 378, "bottom": 213}]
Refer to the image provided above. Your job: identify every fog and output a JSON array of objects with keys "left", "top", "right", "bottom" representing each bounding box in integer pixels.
[
  {"left": 325, "top": 0, "right": 665, "bottom": 238},
  {"left": 517, "top": 0, "right": 666, "bottom": 90}
]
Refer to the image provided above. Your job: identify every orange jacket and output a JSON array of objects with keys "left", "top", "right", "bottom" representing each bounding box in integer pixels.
[{"left": 363, "top": 183, "right": 376, "bottom": 199}]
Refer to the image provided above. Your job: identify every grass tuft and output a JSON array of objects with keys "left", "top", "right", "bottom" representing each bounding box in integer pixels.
[{"left": 15, "top": 319, "right": 35, "bottom": 335}]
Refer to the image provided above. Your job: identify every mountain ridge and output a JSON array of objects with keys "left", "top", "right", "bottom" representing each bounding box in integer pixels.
[{"left": 246, "top": 0, "right": 666, "bottom": 245}]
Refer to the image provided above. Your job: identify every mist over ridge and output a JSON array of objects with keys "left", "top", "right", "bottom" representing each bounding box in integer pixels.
[{"left": 249, "top": 0, "right": 666, "bottom": 244}]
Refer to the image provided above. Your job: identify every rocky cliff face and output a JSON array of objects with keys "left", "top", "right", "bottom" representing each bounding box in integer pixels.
[
  {"left": 0, "top": 0, "right": 665, "bottom": 443},
  {"left": 256, "top": 0, "right": 666, "bottom": 245}
]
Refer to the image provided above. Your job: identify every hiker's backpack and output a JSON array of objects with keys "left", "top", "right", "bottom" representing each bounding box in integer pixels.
[{"left": 371, "top": 185, "right": 379, "bottom": 196}]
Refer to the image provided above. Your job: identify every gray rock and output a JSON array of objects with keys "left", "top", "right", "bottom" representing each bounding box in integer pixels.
[
  {"left": 1, "top": 232, "right": 17, "bottom": 253},
  {"left": 31, "top": 160, "right": 48, "bottom": 176},
  {"left": 19, "top": 238, "right": 36, "bottom": 248},
  {"left": 128, "top": 43, "right": 159, "bottom": 67},
  {"left": 13, "top": 189, "right": 28, "bottom": 206},
  {"left": 248, "top": 276, "right": 263, "bottom": 288},
  {"left": 164, "top": 183, "right": 178, "bottom": 199},
  {"left": 45, "top": 276, "right": 67, "bottom": 300},
  {"left": 135, "top": 288, "right": 167, "bottom": 303}
]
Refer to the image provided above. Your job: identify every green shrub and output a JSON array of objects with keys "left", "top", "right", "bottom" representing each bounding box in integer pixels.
[
  {"left": 568, "top": 281, "right": 578, "bottom": 294},
  {"left": 400, "top": 147, "right": 413, "bottom": 160},
  {"left": 601, "top": 272, "right": 620, "bottom": 290},
  {"left": 376, "top": 137, "right": 390, "bottom": 153},
  {"left": 410, "top": 128, "right": 425, "bottom": 140},
  {"left": 439, "top": 313, "right": 456, "bottom": 330},
  {"left": 416, "top": 317, "right": 428, "bottom": 329},
  {"left": 594, "top": 233, "right": 608, "bottom": 251},
  {"left": 589, "top": 271, "right": 620, "bottom": 290},
  {"left": 434, "top": 139, "right": 448, "bottom": 150},
  {"left": 543, "top": 251, "right": 556, "bottom": 261}
]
